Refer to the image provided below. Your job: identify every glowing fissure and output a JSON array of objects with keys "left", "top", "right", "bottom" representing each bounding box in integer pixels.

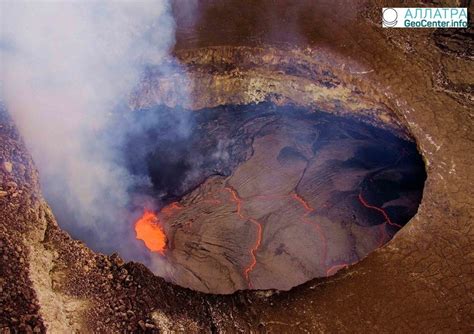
[
  {"left": 134, "top": 189, "right": 396, "bottom": 284},
  {"left": 358, "top": 191, "right": 401, "bottom": 251},
  {"left": 292, "top": 192, "right": 328, "bottom": 270},
  {"left": 245, "top": 219, "right": 262, "bottom": 288},
  {"left": 224, "top": 186, "right": 263, "bottom": 288},
  {"left": 324, "top": 191, "right": 400, "bottom": 277},
  {"left": 135, "top": 210, "right": 167, "bottom": 254},
  {"left": 292, "top": 193, "right": 314, "bottom": 212},
  {"left": 358, "top": 192, "right": 401, "bottom": 228}
]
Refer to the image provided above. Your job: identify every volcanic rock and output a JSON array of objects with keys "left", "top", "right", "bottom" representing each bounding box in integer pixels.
[{"left": 139, "top": 105, "right": 425, "bottom": 293}]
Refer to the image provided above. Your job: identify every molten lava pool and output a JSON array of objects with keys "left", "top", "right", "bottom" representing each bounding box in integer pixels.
[
  {"left": 134, "top": 211, "right": 167, "bottom": 254},
  {"left": 125, "top": 103, "right": 426, "bottom": 293}
]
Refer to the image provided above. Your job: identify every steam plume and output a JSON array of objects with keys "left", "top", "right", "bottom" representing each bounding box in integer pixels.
[{"left": 0, "top": 1, "right": 182, "bottom": 261}]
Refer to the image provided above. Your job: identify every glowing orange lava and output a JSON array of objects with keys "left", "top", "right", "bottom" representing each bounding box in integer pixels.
[
  {"left": 135, "top": 210, "right": 167, "bottom": 254},
  {"left": 225, "top": 187, "right": 244, "bottom": 219},
  {"left": 292, "top": 193, "right": 315, "bottom": 212}
]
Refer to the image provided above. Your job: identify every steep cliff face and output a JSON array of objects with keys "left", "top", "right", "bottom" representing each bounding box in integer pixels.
[
  {"left": 132, "top": 46, "right": 410, "bottom": 136},
  {"left": 1, "top": 0, "right": 473, "bottom": 333}
]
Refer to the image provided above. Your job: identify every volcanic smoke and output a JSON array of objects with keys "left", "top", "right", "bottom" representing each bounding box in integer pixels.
[{"left": 0, "top": 1, "right": 183, "bottom": 259}]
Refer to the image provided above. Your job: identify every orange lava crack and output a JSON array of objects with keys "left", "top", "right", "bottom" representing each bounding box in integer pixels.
[
  {"left": 244, "top": 218, "right": 262, "bottom": 288},
  {"left": 358, "top": 192, "right": 401, "bottom": 227},
  {"left": 224, "top": 186, "right": 263, "bottom": 288},
  {"left": 291, "top": 193, "right": 315, "bottom": 212},
  {"left": 358, "top": 191, "right": 400, "bottom": 250},
  {"left": 135, "top": 187, "right": 336, "bottom": 285},
  {"left": 321, "top": 191, "right": 400, "bottom": 277},
  {"left": 292, "top": 192, "right": 328, "bottom": 271}
]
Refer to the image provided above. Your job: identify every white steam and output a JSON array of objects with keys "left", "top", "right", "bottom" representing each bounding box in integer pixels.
[{"left": 0, "top": 1, "right": 181, "bottom": 260}]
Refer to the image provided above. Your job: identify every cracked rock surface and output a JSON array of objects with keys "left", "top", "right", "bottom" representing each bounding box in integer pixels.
[{"left": 147, "top": 105, "right": 425, "bottom": 294}]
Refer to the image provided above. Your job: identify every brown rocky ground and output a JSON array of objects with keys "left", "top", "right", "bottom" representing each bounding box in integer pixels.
[{"left": 1, "top": 0, "right": 473, "bottom": 333}]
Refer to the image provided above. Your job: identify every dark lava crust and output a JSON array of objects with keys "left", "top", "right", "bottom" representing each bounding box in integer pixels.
[{"left": 122, "top": 103, "right": 426, "bottom": 293}]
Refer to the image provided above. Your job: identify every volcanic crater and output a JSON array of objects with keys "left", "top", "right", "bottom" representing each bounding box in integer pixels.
[
  {"left": 26, "top": 45, "right": 429, "bottom": 297},
  {"left": 2, "top": 1, "right": 473, "bottom": 331},
  {"left": 125, "top": 102, "right": 425, "bottom": 294}
]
